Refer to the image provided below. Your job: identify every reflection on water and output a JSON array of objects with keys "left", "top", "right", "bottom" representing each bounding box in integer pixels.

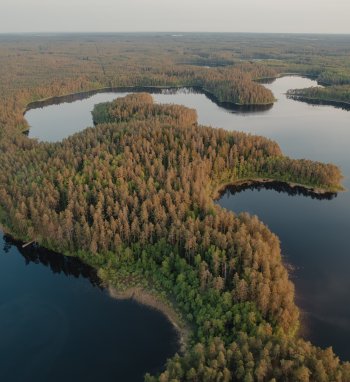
[
  {"left": 286, "top": 95, "right": 350, "bottom": 111},
  {"left": 0, "top": 232, "right": 179, "bottom": 382},
  {"left": 217, "top": 181, "right": 350, "bottom": 360},
  {"left": 218, "top": 180, "right": 338, "bottom": 201},
  {"left": 3, "top": 235, "right": 101, "bottom": 287},
  {"left": 26, "top": 86, "right": 274, "bottom": 115},
  {"left": 25, "top": 86, "right": 272, "bottom": 114},
  {"left": 25, "top": 87, "right": 273, "bottom": 142},
  {"left": 25, "top": 86, "right": 186, "bottom": 110}
]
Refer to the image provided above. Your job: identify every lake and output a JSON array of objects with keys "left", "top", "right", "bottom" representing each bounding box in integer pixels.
[
  {"left": 25, "top": 76, "right": 350, "bottom": 361},
  {"left": 0, "top": 233, "right": 179, "bottom": 382}
]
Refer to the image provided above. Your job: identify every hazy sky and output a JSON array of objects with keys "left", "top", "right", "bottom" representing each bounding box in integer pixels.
[{"left": 1, "top": 0, "right": 350, "bottom": 34}]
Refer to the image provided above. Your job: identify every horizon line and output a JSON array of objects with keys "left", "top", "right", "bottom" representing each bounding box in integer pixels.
[{"left": 1, "top": 31, "right": 350, "bottom": 36}]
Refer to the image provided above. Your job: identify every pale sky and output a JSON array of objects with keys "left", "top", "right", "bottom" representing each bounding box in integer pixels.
[{"left": 1, "top": 0, "right": 350, "bottom": 34}]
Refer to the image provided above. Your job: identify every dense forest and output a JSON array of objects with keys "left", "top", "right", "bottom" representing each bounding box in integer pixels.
[
  {"left": 1, "top": 34, "right": 350, "bottom": 381},
  {"left": 1, "top": 33, "right": 350, "bottom": 140},
  {"left": 1, "top": 93, "right": 348, "bottom": 381}
]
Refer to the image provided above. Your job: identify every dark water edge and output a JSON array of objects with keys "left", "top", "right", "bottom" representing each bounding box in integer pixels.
[
  {"left": 25, "top": 85, "right": 273, "bottom": 114},
  {"left": 0, "top": 231, "right": 179, "bottom": 382},
  {"left": 218, "top": 181, "right": 345, "bottom": 348},
  {"left": 287, "top": 95, "right": 350, "bottom": 111},
  {"left": 217, "top": 180, "right": 338, "bottom": 201},
  {"left": 217, "top": 180, "right": 350, "bottom": 360},
  {"left": 2, "top": 234, "right": 102, "bottom": 288},
  {"left": 25, "top": 86, "right": 188, "bottom": 111}
]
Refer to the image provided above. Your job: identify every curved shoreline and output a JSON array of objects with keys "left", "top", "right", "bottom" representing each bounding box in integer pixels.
[
  {"left": 107, "top": 286, "right": 190, "bottom": 353},
  {"left": 23, "top": 84, "right": 275, "bottom": 120},
  {"left": 0, "top": 222, "right": 188, "bottom": 355},
  {"left": 212, "top": 177, "right": 343, "bottom": 201},
  {"left": 24, "top": 85, "right": 186, "bottom": 112},
  {"left": 287, "top": 94, "right": 350, "bottom": 110},
  {"left": 255, "top": 72, "right": 318, "bottom": 83},
  {"left": 212, "top": 177, "right": 341, "bottom": 346}
]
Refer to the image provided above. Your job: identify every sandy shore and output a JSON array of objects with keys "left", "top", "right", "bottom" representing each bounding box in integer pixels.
[{"left": 107, "top": 285, "right": 190, "bottom": 353}]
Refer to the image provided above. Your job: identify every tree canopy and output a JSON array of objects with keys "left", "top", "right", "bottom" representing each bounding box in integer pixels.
[{"left": 0, "top": 94, "right": 347, "bottom": 381}]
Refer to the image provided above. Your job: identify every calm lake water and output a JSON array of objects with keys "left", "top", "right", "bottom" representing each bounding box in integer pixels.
[
  {"left": 25, "top": 76, "right": 350, "bottom": 360},
  {"left": 0, "top": 233, "right": 178, "bottom": 382}
]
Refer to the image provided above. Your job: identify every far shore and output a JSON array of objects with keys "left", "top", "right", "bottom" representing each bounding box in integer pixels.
[{"left": 22, "top": 83, "right": 275, "bottom": 121}]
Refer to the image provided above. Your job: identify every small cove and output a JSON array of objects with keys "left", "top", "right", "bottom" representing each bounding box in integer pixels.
[{"left": 0, "top": 233, "right": 179, "bottom": 382}]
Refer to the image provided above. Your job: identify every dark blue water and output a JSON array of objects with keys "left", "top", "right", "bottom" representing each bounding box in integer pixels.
[
  {"left": 216, "top": 77, "right": 350, "bottom": 360},
  {"left": 218, "top": 181, "right": 350, "bottom": 358},
  {"left": 0, "top": 233, "right": 179, "bottom": 382},
  {"left": 25, "top": 76, "right": 350, "bottom": 360}
]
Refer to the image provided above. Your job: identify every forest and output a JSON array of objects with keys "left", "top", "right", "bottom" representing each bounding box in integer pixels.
[
  {"left": 287, "top": 85, "right": 350, "bottom": 107},
  {"left": 2, "top": 33, "right": 350, "bottom": 139},
  {"left": 1, "top": 93, "right": 348, "bottom": 381},
  {"left": 1, "top": 33, "right": 350, "bottom": 381}
]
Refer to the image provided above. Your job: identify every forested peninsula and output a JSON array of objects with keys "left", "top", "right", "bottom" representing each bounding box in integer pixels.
[
  {"left": 2, "top": 34, "right": 350, "bottom": 381},
  {"left": 1, "top": 93, "right": 348, "bottom": 381},
  {"left": 287, "top": 86, "right": 350, "bottom": 109}
]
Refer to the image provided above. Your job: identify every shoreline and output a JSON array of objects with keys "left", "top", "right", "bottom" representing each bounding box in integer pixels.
[
  {"left": 212, "top": 177, "right": 344, "bottom": 201},
  {"left": 0, "top": 223, "right": 189, "bottom": 354},
  {"left": 23, "top": 84, "right": 275, "bottom": 117},
  {"left": 198, "top": 86, "right": 274, "bottom": 110},
  {"left": 254, "top": 72, "right": 318, "bottom": 83},
  {"left": 287, "top": 94, "right": 350, "bottom": 110},
  {"left": 107, "top": 285, "right": 190, "bottom": 353},
  {"left": 21, "top": 84, "right": 275, "bottom": 134},
  {"left": 24, "top": 85, "right": 186, "bottom": 113}
]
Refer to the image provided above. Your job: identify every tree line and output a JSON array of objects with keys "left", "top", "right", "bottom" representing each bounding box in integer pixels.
[{"left": 288, "top": 85, "right": 350, "bottom": 106}]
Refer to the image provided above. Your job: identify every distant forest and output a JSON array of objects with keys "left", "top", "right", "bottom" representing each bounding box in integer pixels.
[{"left": 1, "top": 34, "right": 350, "bottom": 381}]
